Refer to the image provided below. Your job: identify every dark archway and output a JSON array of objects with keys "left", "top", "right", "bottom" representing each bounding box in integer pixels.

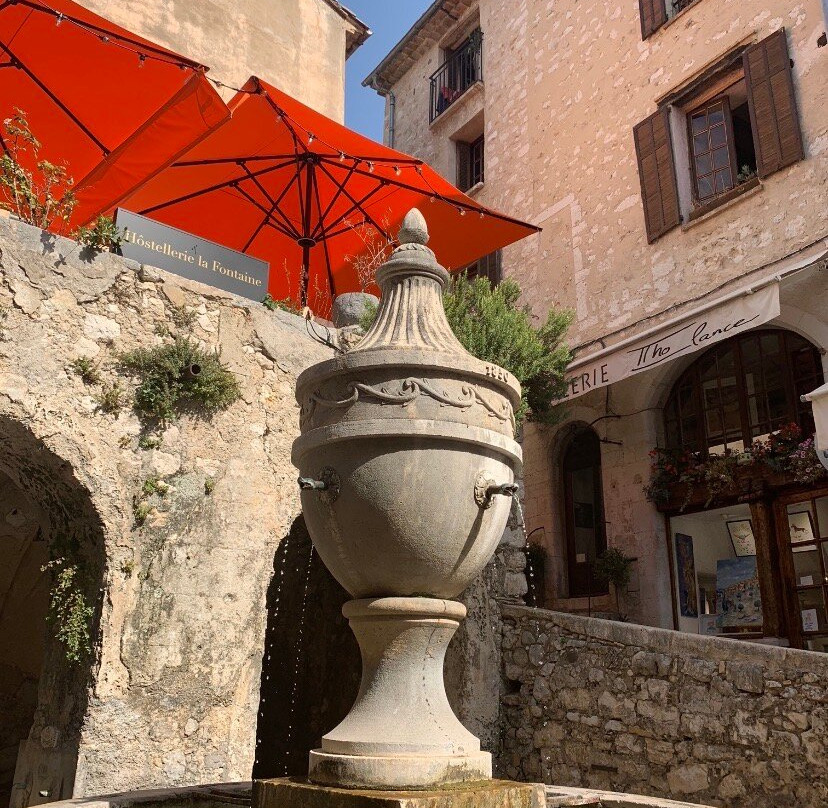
[
  {"left": 252, "top": 515, "right": 360, "bottom": 779},
  {"left": 0, "top": 417, "right": 105, "bottom": 808}
]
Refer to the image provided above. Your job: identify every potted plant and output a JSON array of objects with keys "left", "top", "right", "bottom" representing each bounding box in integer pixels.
[{"left": 593, "top": 548, "right": 635, "bottom": 621}]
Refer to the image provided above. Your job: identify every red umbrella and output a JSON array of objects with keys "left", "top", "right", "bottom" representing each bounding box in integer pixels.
[
  {"left": 121, "top": 77, "right": 539, "bottom": 316},
  {"left": 0, "top": 0, "right": 229, "bottom": 229}
]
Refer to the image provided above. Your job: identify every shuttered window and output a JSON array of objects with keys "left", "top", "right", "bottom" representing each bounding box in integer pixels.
[
  {"left": 456, "top": 135, "right": 484, "bottom": 192},
  {"left": 743, "top": 29, "right": 804, "bottom": 178},
  {"left": 638, "top": 0, "right": 667, "bottom": 39},
  {"left": 633, "top": 108, "right": 681, "bottom": 242},
  {"left": 462, "top": 250, "right": 501, "bottom": 286}
]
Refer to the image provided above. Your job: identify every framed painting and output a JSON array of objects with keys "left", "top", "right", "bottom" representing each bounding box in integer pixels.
[
  {"left": 788, "top": 510, "right": 816, "bottom": 544},
  {"left": 675, "top": 532, "right": 699, "bottom": 618},
  {"left": 716, "top": 555, "right": 762, "bottom": 630},
  {"left": 726, "top": 519, "right": 756, "bottom": 557}
]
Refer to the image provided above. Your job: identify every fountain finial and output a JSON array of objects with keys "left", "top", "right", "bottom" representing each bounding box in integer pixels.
[{"left": 398, "top": 208, "right": 429, "bottom": 245}]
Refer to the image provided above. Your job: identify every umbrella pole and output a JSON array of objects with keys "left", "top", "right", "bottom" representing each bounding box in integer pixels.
[{"left": 301, "top": 243, "right": 310, "bottom": 308}]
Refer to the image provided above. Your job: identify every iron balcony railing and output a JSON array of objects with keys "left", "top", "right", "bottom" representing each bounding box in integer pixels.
[{"left": 429, "top": 31, "right": 483, "bottom": 123}]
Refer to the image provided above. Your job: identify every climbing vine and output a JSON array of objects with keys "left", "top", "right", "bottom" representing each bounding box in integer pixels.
[{"left": 41, "top": 557, "right": 94, "bottom": 664}]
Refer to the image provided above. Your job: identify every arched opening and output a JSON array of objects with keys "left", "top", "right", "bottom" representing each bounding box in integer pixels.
[
  {"left": 562, "top": 428, "right": 607, "bottom": 598},
  {"left": 0, "top": 417, "right": 105, "bottom": 808}
]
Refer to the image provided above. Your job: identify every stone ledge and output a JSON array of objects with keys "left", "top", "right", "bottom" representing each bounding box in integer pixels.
[
  {"left": 546, "top": 786, "right": 715, "bottom": 807},
  {"left": 501, "top": 603, "right": 828, "bottom": 673},
  {"left": 254, "top": 778, "right": 545, "bottom": 808}
]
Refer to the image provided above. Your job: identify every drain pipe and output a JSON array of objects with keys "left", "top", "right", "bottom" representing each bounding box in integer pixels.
[{"left": 387, "top": 89, "right": 396, "bottom": 148}]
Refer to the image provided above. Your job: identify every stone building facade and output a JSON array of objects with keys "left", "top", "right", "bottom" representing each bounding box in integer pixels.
[
  {"left": 77, "top": 0, "right": 369, "bottom": 119},
  {"left": 365, "top": 1, "right": 828, "bottom": 647}
]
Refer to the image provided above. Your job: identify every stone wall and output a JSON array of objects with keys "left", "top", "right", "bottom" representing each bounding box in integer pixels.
[
  {"left": 499, "top": 604, "right": 828, "bottom": 807},
  {"left": 0, "top": 215, "right": 333, "bottom": 804}
]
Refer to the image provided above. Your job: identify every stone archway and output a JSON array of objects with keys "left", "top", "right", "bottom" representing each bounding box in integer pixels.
[{"left": 0, "top": 417, "right": 106, "bottom": 808}]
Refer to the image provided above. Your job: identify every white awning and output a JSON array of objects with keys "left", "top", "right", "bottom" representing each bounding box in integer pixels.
[{"left": 562, "top": 283, "right": 781, "bottom": 401}]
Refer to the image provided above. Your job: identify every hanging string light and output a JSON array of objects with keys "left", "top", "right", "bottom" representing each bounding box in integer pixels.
[
  {"left": 55, "top": 12, "right": 63, "bottom": 26},
  {"left": 138, "top": 53, "right": 146, "bottom": 68},
  {"left": 307, "top": 133, "right": 315, "bottom": 144},
  {"left": 394, "top": 165, "right": 401, "bottom": 176},
  {"left": 368, "top": 162, "right": 375, "bottom": 173}
]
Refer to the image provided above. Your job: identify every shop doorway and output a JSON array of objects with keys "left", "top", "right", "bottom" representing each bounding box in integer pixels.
[{"left": 775, "top": 489, "right": 828, "bottom": 652}]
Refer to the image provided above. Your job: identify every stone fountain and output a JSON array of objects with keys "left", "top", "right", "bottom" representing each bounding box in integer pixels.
[{"left": 256, "top": 209, "right": 545, "bottom": 807}]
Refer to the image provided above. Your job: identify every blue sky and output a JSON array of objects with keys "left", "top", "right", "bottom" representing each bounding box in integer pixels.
[{"left": 344, "top": 0, "right": 432, "bottom": 142}]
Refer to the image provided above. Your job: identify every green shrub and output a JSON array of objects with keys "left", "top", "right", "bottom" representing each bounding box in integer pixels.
[
  {"left": 594, "top": 547, "right": 635, "bottom": 620},
  {"left": 358, "top": 299, "right": 378, "bottom": 332},
  {"left": 119, "top": 337, "right": 240, "bottom": 421},
  {"left": 0, "top": 109, "right": 76, "bottom": 231},
  {"left": 95, "top": 381, "right": 124, "bottom": 414},
  {"left": 73, "top": 215, "right": 123, "bottom": 252},
  {"left": 262, "top": 293, "right": 301, "bottom": 314},
  {"left": 42, "top": 559, "right": 93, "bottom": 663},
  {"left": 70, "top": 356, "right": 101, "bottom": 385},
  {"left": 443, "top": 275, "right": 573, "bottom": 427}
]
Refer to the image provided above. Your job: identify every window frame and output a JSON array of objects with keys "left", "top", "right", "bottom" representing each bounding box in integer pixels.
[
  {"left": 664, "top": 328, "right": 824, "bottom": 456},
  {"left": 686, "top": 96, "right": 739, "bottom": 207}
]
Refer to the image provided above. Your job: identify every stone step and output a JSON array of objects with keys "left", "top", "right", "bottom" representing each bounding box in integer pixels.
[{"left": 546, "top": 786, "right": 716, "bottom": 808}]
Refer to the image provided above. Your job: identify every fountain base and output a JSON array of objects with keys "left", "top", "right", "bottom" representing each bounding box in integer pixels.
[
  {"left": 254, "top": 778, "right": 545, "bottom": 808},
  {"left": 309, "top": 597, "right": 489, "bottom": 790}
]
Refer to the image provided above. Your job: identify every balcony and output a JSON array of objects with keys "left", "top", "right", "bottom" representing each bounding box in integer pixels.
[{"left": 429, "top": 31, "right": 483, "bottom": 123}]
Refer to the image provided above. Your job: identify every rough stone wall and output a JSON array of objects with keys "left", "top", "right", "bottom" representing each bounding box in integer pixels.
[
  {"left": 78, "top": 0, "right": 358, "bottom": 119},
  {"left": 0, "top": 215, "right": 332, "bottom": 801},
  {"left": 500, "top": 604, "right": 828, "bottom": 807}
]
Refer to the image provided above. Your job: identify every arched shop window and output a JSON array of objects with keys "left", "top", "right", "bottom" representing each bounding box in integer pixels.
[
  {"left": 563, "top": 428, "right": 608, "bottom": 597},
  {"left": 664, "top": 329, "right": 824, "bottom": 455}
]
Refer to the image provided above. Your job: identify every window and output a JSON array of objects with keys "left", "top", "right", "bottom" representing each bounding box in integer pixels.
[
  {"left": 562, "top": 429, "right": 608, "bottom": 598},
  {"left": 664, "top": 329, "right": 824, "bottom": 455},
  {"left": 633, "top": 30, "right": 804, "bottom": 242},
  {"left": 638, "top": 0, "right": 699, "bottom": 38},
  {"left": 460, "top": 249, "right": 501, "bottom": 286},
  {"left": 457, "top": 134, "right": 484, "bottom": 191}
]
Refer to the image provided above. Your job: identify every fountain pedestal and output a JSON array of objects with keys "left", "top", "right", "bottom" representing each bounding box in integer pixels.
[{"left": 309, "top": 598, "right": 490, "bottom": 789}]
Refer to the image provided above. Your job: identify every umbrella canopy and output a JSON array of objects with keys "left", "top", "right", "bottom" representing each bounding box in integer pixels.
[
  {"left": 0, "top": 0, "right": 229, "bottom": 229},
  {"left": 121, "top": 77, "right": 539, "bottom": 316}
]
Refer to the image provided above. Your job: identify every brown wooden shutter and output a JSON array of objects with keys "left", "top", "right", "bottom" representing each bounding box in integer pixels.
[
  {"left": 456, "top": 142, "right": 471, "bottom": 191},
  {"left": 638, "top": 0, "right": 667, "bottom": 39},
  {"left": 633, "top": 108, "right": 680, "bottom": 243},
  {"left": 743, "top": 29, "right": 804, "bottom": 178}
]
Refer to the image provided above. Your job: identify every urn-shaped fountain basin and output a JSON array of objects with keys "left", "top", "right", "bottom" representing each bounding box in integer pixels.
[{"left": 292, "top": 211, "right": 522, "bottom": 600}]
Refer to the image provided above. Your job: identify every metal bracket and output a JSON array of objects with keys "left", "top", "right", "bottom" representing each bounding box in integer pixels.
[{"left": 298, "top": 467, "right": 340, "bottom": 502}]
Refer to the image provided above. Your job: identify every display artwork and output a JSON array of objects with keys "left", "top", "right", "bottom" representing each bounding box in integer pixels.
[
  {"left": 788, "top": 510, "right": 816, "bottom": 544},
  {"left": 802, "top": 608, "right": 820, "bottom": 632},
  {"left": 716, "top": 556, "right": 762, "bottom": 630},
  {"left": 675, "top": 533, "right": 698, "bottom": 618},
  {"left": 699, "top": 614, "right": 719, "bottom": 635},
  {"left": 726, "top": 519, "right": 757, "bottom": 556}
]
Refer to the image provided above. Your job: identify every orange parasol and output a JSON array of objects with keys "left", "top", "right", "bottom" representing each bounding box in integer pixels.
[
  {"left": 0, "top": 0, "right": 229, "bottom": 228},
  {"left": 121, "top": 77, "right": 539, "bottom": 316}
]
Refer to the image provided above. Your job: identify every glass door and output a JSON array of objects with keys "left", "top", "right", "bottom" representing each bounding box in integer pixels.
[{"left": 781, "top": 492, "right": 828, "bottom": 652}]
